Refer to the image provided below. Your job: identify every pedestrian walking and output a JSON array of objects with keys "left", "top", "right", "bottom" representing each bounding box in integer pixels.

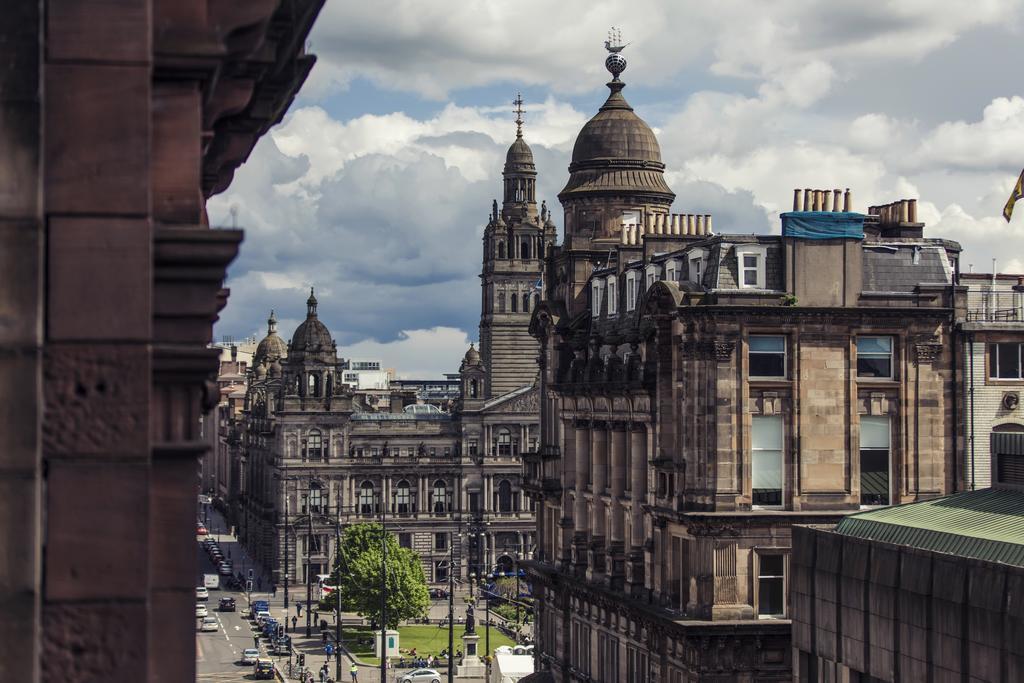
[
  {"left": 257, "top": 577, "right": 263, "bottom": 592},
  {"left": 292, "top": 615, "right": 298, "bottom": 631},
  {"left": 350, "top": 662, "right": 359, "bottom": 682},
  {"left": 272, "top": 583, "right": 278, "bottom": 597}
]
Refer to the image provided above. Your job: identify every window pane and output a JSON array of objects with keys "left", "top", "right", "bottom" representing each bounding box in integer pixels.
[
  {"left": 996, "top": 343, "right": 1022, "bottom": 378},
  {"left": 749, "top": 336, "right": 785, "bottom": 353},
  {"left": 743, "top": 269, "right": 758, "bottom": 286},
  {"left": 860, "top": 450, "right": 889, "bottom": 505},
  {"left": 857, "top": 356, "right": 891, "bottom": 378},
  {"left": 760, "top": 554, "right": 784, "bottom": 576},
  {"left": 860, "top": 416, "right": 889, "bottom": 449},
  {"left": 752, "top": 416, "right": 783, "bottom": 449},
  {"left": 759, "top": 576, "right": 784, "bottom": 616},
  {"left": 858, "top": 336, "right": 892, "bottom": 354},
  {"left": 743, "top": 255, "right": 758, "bottom": 268}
]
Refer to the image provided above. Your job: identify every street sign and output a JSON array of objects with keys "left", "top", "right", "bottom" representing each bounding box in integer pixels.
[
  {"left": 248, "top": 568, "right": 254, "bottom": 579},
  {"left": 246, "top": 580, "right": 253, "bottom": 593}
]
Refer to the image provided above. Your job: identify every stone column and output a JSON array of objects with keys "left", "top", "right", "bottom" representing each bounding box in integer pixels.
[
  {"left": 572, "top": 419, "right": 590, "bottom": 575},
  {"left": 587, "top": 423, "right": 608, "bottom": 580},
  {"left": 607, "top": 423, "right": 627, "bottom": 589},
  {"left": 627, "top": 424, "right": 648, "bottom": 596}
]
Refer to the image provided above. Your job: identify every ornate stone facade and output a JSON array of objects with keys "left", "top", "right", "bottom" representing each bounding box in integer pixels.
[{"left": 523, "top": 51, "right": 962, "bottom": 682}]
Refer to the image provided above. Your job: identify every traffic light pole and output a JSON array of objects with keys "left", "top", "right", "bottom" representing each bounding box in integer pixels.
[
  {"left": 447, "top": 548, "right": 454, "bottom": 683},
  {"left": 380, "top": 497, "right": 387, "bottom": 683},
  {"left": 335, "top": 504, "right": 342, "bottom": 683}
]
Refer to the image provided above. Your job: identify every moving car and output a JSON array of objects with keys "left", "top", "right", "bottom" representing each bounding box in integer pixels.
[
  {"left": 428, "top": 588, "right": 448, "bottom": 599},
  {"left": 399, "top": 669, "right": 441, "bottom": 683},
  {"left": 271, "top": 636, "right": 291, "bottom": 655},
  {"left": 240, "top": 648, "right": 260, "bottom": 665},
  {"left": 253, "top": 659, "right": 275, "bottom": 680},
  {"left": 196, "top": 586, "right": 208, "bottom": 601},
  {"left": 199, "top": 616, "right": 219, "bottom": 632},
  {"left": 196, "top": 523, "right": 208, "bottom": 535},
  {"left": 218, "top": 597, "right": 236, "bottom": 611},
  {"left": 195, "top": 603, "right": 208, "bottom": 618}
]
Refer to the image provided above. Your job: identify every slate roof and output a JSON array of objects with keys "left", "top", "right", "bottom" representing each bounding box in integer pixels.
[
  {"left": 835, "top": 487, "right": 1024, "bottom": 567},
  {"left": 862, "top": 244, "right": 952, "bottom": 292}
]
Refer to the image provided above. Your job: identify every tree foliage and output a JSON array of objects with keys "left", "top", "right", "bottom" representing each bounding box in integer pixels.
[{"left": 322, "top": 523, "right": 430, "bottom": 629}]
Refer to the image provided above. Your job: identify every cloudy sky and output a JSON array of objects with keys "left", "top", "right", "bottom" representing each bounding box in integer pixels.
[{"left": 211, "top": 0, "right": 1024, "bottom": 377}]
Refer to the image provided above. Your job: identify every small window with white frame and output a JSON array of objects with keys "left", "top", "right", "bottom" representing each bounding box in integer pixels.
[
  {"left": 749, "top": 335, "right": 786, "bottom": 377},
  {"left": 625, "top": 271, "right": 639, "bottom": 312},
  {"left": 755, "top": 552, "right": 786, "bottom": 618},
  {"left": 734, "top": 244, "right": 767, "bottom": 289},
  {"left": 688, "top": 248, "right": 707, "bottom": 286},
  {"left": 857, "top": 336, "right": 894, "bottom": 379},
  {"left": 664, "top": 259, "right": 679, "bottom": 282},
  {"left": 591, "top": 279, "right": 604, "bottom": 317},
  {"left": 607, "top": 275, "right": 618, "bottom": 316},
  {"left": 644, "top": 264, "right": 660, "bottom": 291}
]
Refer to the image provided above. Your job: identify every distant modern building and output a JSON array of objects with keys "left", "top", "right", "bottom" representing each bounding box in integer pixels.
[
  {"left": 960, "top": 272, "right": 1024, "bottom": 489},
  {"left": 791, "top": 446, "right": 1024, "bottom": 682},
  {"left": 523, "top": 43, "right": 961, "bottom": 682},
  {"left": 341, "top": 359, "right": 393, "bottom": 390}
]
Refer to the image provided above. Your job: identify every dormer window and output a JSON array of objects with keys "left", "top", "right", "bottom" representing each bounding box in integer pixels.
[
  {"left": 689, "top": 257, "right": 703, "bottom": 284},
  {"left": 665, "top": 259, "right": 679, "bottom": 282},
  {"left": 607, "top": 276, "right": 618, "bottom": 316},
  {"left": 734, "top": 244, "right": 768, "bottom": 289},
  {"left": 591, "top": 279, "right": 605, "bottom": 317},
  {"left": 625, "top": 271, "right": 639, "bottom": 312},
  {"left": 644, "top": 264, "right": 660, "bottom": 291}
]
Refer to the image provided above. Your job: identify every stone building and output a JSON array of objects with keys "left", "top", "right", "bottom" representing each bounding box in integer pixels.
[
  {"left": 959, "top": 272, "right": 1024, "bottom": 489},
  {"left": 523, "top": 46, "right": 960, "bottom": 682},
  {"left": 790, "top": 452, "right": 1024, "bottom": 682},
  {"left": 238, "top": 123, "right": 552, "bottom": 587},
  {"left": 0, "top": 0, "right": 322, "bottom": 680}
]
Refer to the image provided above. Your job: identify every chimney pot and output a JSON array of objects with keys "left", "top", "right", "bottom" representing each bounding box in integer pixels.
[
  {"left": 704, "top": 214, "right": 713, "bottom": 234},
  {"left": 686, "top": 214, "right": 695, "bottom": 235},
  {"left": 908, "top": 198, "right": 918, "bottom": 223},
  {"left": 833, "top": 189, "right": 842, "bottom": 212},
  {"left": 695, "top": 215, "right": 704, "bottom": 234},
  {"left": 803, "top": 188, "right": 812, "bottom": 211},
  {"left": 900, "top": 200, "right": 909, "bottom": 223},
  {"left": 793, "top": 189, "right": 802, "bottom": 211},
  {"left": 844, "top": 189, "right": 851, "bottom": 212}
]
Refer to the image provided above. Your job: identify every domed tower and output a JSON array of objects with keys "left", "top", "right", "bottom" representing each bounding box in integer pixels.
[
  {"left": 479, "top": 96, "right": 557, "bottom": 398},
  {"left": 283, "top": 288, "right": 343, "bottom": 401},
  {"left": 459, "top": 343, "right": 486, "bottom": 404},
  {"left": 559, "top": 39, "right": 674, "bottom": 245},
  {"left": 253, "top": 310, "right": 288, "bottom": 370}
]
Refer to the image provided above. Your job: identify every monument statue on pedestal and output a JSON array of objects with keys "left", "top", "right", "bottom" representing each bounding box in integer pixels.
[{"left": 465, "top": 603, "right": 476, "bottom": 634}]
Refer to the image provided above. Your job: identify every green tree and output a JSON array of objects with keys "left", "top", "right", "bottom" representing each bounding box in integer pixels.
[{"left": 322, "top": 523, "right": 430, "bottom": 629}]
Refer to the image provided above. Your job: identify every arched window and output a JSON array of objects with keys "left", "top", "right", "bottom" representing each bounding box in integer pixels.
[
  {"left": 497, "top": 479, "right": 513, "bottom": 513},
  {"left": 432, "top": 479, "right": 449, "bottom": 514},
  {"left": 308, "top": 373, "right": 320, "bottom": 397},
  {"left": 497, "top": 241, "right": 506, "bottom": 259},
  {"left": 359, "top": 481, "right": 376, "bottom": 516},
  {"left": 306, "top": 429, "right": 322, "bottom": 462},
  {"left": 522, "top": 293, "right": 530, "bottom": 313},
  {"left": 521, "top": 240, "right": 530, "bottom": 259},
  {"left": 469, "top": 379, "right": 478, "bottom": 398},
  {"left": 511, "top": 294, "right": 518, "bottom": 313},
  {"left": 497, "top": 429, "right": 512, "bottom": 456},
  {"left": 395, "top": 480, "right": 412, "bottom": 515},
  {"left": 308, "top": 482, "right": 323, "bottom": 514},
  {"left": 498, "top": 292, "right": 506, "bottom": 313}
]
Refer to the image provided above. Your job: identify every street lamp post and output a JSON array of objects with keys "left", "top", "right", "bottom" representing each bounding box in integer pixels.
[
  {"left": 305, "top": 489, "right": 313, "bottom": 638},
  {"left": 485, "top": 572, "right": 492, "bottom": 659},
  {"left": 334, "top": 500, "right": 343, "bottom": 683}
]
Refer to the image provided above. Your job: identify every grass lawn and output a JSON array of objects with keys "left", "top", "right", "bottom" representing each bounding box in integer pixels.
[{"left": 341, "top": 624, "right": 516, "bottom": 666}]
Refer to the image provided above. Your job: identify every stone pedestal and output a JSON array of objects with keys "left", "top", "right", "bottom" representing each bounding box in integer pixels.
[{"left": 456, "top": 632, "right": 487, "bottom": 679}]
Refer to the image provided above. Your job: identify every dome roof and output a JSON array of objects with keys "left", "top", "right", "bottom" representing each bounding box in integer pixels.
[
  {"left": 253, "top": 310, "right": 288, "bottom": 367},
  {"left": 463, "top": 343, "right": 481, "bottom": 366},
  {"left": 504, "top": 135, "right": 535, "bottom": 171},
  {"left": 560, "top": 82, "right": 674, "bottom": 201},
  {"left": 289, "top": 288, "right": 335, "bottom": 361}
]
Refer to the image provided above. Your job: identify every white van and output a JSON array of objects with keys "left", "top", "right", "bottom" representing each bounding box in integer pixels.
[{"left": 203, "top": 574, "right": 220, "bottom": 589}]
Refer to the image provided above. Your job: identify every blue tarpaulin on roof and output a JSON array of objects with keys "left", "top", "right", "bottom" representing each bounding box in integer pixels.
[{"left": 781, "top": 211, "right": 865, "bottom": 239}]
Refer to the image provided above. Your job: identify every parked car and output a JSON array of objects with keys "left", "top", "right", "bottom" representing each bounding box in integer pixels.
[
  {"left": 271, "top": 637, "right": 291, "bottom": 655},
  {"left": 196, "top": 586, "right": 209, "bottom": 601},
  {"left": 199, "top": 616, "right": 219, "bottom": 632},
  {"left": 253, "top": 659, "right": 275, "bottom": 680},
  {"left": 196, "top": 524, "right": 208, "bottom": 535},
  {"left": 240, "top": 648, "right": 260, "bottom": 665},
  {"left": 218, "top": 597, "right": 236, "bottom": 611},
  {"left": 428, "top": 588, "right": 448, "bottom": 599},
  {"left": 399, "top": 669, "right": 441, "bottom": 683},
  {"left": 195, "top": 603, "right": 208, "bottom": 618},
  {"left": 218, "top": 563, "right": 232, "bottom": 576}
]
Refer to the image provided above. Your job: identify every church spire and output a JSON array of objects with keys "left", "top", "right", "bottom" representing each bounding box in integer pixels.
[
  {"left": 306, "top": 287, "right": 318, "bottom": 317},
  {"left": 513, "top": 92, "right": 525, "bottom": 138}
]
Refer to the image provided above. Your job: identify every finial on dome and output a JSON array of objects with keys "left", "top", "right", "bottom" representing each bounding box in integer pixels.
[
  {"left": 306, "top": 287, "right": 318, "bottom": 317},
  {"left": 513, "top": 93, "right": 525, "bottom": 138},
  {"left": 604, "top": 27, "right": 629, "bottom": 81},
  {"left": 267, "top": 309, "right": 278, "bottom": 334}
]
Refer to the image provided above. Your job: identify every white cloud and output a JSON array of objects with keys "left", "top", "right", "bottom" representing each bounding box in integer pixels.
[
  {"left": 918, "top": 96, "right": 1024, "bottom": 170},
  {"left": 339, "top": 327, "right": 471, "bottom": 379}
]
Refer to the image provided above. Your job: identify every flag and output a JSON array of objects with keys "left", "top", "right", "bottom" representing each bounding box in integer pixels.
[{"left": 1004, "top": 168, "right": 1024, "bottom": 222}]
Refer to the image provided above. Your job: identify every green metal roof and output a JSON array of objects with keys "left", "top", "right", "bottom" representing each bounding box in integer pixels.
[{"left": 834, "top": 487, "right": 1024, "bottom": 567}]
